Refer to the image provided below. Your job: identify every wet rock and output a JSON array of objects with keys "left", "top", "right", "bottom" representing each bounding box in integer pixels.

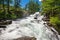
[
  {"left": 43, "top": 21, "right": 53, "bottom": 27},
  {"left": 0, "top": 25, "right": 6, "bottom": 28},
  {"left": 14, "top": 36, "right": 36, "bottom": 40},
  {"left": 43, "top": 19, "right": 50, "bottom": 21},
  {"left": 46, "top": 22, "right": 53, "bottom": 27},
  {"left": 42, "top": 17, "right": 50, "bottom": 21},
  {"left": 0, "top": 20, "right": 12, "bottom": 25}
]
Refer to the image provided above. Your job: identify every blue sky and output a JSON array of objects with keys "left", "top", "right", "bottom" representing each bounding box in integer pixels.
[
  {"left": 20, "top": 0, "right": 41, "bottom": 8},
  {"left": 20, "top": 0, "right": 29, "bottom": 8},
  {"left": 11, "top": 0, "right": 41, "bottom": 8}
]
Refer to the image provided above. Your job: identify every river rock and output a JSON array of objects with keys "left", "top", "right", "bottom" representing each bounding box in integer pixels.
[
  {"left": 0, "top": 25, "right": 6, "bottom": 28},
  {"left": 0, "top": 20, "right": 12, "bottom": 25},
  {"left": 14, "top": 36, "right": 36, "bottom": 40}
]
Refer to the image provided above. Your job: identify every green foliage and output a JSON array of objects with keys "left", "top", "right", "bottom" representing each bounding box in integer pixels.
[
  {"left": 42, "top": 0, "right": 60, "bottom": 17},
  {"left": 25, "top": 0, "right": 40, "bottom": 14},
  {"left": 50, "top": 17, "right": 60, "bottom": 25},
  {"left": 14, "top": 0, "right": 21, "bottom": 8},
  {"left": 42, "top": 0, "right": 60, "bottom": 34},
  {"left": 0, "top": 0, "right": 23, "bottom": 20},
  {"left": 14, "top": 11, "right": 23, "bottom": 18},
  {"left": 50, "top": 17, "right": 60, "bottom": 34},
  {"left": 0, "top": 11, "right": 5, "bottom": 19},
  {"left": 10, "top": 13, "right": 17, "bottom": 19}
]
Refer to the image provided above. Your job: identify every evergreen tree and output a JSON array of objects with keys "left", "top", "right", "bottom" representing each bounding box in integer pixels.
[
  {"left": 25, "top": 0, "right": 40, "bottom": 14},
  {"left": 42, "top": 0, "right": 60, "bottom": 17},
  {"left": 14, "top": 0, "right": 21, "bottom": 11}
]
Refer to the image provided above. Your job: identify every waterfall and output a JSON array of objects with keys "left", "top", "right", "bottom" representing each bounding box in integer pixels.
[{"left": 0, "top": 12, "right": 60, "bottom": 40}]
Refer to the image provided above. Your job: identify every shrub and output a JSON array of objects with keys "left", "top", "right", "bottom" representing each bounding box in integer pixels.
[{"left": 50, "top": 17, "right": 60, "bottom": 34}]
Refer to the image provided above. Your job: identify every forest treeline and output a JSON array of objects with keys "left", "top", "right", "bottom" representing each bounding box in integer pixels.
[
  {"left": 0, "top": 0, "right": 40, "bottom": 20},
  {"left": 42, "top": 0, "right": 60, "bottom": 34}
]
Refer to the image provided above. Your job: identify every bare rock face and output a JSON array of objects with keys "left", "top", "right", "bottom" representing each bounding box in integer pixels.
[{"left": 14, "top": 36, "right": 36, "bottom": 40}]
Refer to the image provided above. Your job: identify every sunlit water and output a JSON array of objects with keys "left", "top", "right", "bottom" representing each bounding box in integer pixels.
[{"left": 0, "top": 12, "right": 60, "bottom": 40}]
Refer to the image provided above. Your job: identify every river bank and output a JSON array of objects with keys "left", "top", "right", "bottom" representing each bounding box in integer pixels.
[{"left": 42, "top": 16, "right": 60, "bottom": 40}]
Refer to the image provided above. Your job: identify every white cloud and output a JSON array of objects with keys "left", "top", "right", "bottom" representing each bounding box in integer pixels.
[{"left": 39, "top": 0, "right": 42, "bottom": 1}]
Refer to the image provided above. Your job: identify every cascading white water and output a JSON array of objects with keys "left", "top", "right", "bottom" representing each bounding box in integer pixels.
[{"left": 0, "top": 12, "right": 60, "bottom": 40}]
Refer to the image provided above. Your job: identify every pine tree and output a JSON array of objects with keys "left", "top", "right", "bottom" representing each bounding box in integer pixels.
[{"left": 25, "top": 0, "right": 40, "bottom": 14}]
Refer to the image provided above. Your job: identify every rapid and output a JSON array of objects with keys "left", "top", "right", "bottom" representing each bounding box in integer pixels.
[{"left": 0, "top": 12, "right": 60, "bottom": 40}]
